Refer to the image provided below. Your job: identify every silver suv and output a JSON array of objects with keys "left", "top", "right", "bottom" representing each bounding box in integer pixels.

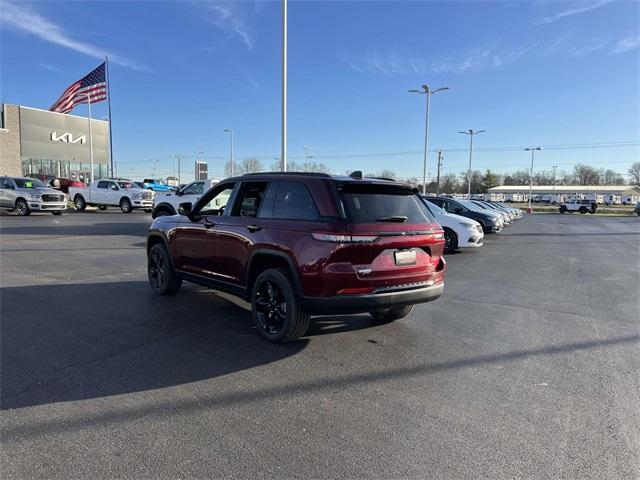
[{"left": 0, "top": 176, "right": 67, "bottom": 216}]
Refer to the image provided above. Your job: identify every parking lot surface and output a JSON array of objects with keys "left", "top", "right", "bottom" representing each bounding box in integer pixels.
[{"left": 1, "top": 212, "right": 639, "bottom": 479}]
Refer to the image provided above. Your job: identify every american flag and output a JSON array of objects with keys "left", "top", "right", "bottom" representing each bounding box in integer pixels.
[{"left": 50, "top": 63, "right": 107, "bottom": 114}]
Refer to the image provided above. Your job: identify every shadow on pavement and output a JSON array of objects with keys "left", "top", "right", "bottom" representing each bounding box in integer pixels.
[
  {"left": 3, "top": 330, "right": 637, "bottom": 441},
  {"left": 0, "top": 281, "right": 307, "bottom": 410}
]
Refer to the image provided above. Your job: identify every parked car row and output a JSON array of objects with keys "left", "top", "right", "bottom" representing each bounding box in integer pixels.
[{"left": 422, "top": 196, "right": 523, "bottom": 252}]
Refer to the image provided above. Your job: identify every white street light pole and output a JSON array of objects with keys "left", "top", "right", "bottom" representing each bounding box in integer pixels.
[
  {"left": 224, "top": 129, "right": 234, "bottom": 176},
  {"left": 409, "top": 85, "right": 449, "bottom": 194},
  {"left": 172, "top": 154, "right": 181, "bottom": 185},
  {"left": 525, "top": 147, "right": 542, "bottom": 211},
  {"left": 281, "top": 0, "right": 287, "bottom": 171},
  {"left": 459, "top": 129, "right": 486, "bottom": 199}
]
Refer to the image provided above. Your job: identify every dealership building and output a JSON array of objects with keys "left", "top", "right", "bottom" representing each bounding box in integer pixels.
[
  {"left": 487, "top": 185, "right": 640, "bottom": 204},
  {"left": 0, "top": 103, "right": 109, "bottom": 182}
]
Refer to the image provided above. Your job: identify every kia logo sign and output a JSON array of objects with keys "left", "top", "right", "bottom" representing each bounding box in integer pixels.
[{"left": 50, "top": 131, "right": 86, "bottom": 144}]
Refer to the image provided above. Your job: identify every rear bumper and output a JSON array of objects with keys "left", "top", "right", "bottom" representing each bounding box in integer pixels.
[{"left": 301, "top": 282, "right": 444, "bottom": 315}]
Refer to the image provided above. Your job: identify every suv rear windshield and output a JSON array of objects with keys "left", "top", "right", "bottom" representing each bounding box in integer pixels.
[{"left": 338, "top": 183, "right": 436, "bottom": 224}]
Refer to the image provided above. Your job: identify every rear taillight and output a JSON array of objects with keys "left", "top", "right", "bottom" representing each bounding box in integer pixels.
[{"left": 311, "top": 232, "right": 378, "bottom": 243}]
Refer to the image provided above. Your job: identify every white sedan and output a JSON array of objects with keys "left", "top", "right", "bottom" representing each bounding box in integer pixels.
[{"left": 422, "top": 199, "right": 484, "bottom": 252}]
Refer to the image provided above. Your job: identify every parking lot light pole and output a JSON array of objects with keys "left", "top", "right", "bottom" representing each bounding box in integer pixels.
[
  {"left": 281, "top": 0, "right": 287, "bottom": 171},
  {"left": 224, "top": 129, "right": 234, "bottom": 176},
  {"left": 459, "top": 129, "right": 485, "bottom": 199},
  {"left": 525, "top": 147, "right": 542, "bottom": 212},
  {"left": 172, "top": 154, "right": 181, "bottom": 185},
  {"left": 409, "top": 85, "right": 449, "bottom": 194}
]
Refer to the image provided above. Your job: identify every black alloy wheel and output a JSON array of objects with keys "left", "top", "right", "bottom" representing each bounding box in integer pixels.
[
  {"left": 255, "top": 280, "right": 287, "bottom": 336},
  {"left": 251, "top": 268, "right": 310, "bottom": 343},
  {"left": 147, "top": 243, "right": 181, "bottom": 295},
  {"left": 443, "top": 228, "right": 458, "bottom": 253}
]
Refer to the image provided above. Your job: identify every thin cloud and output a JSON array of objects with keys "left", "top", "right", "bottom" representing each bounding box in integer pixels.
[
  {"left": 200, "top": 1, "right": 253, "bottom": 51},
  {"left": 612, "top": 35, "right": 640, "bottom": 54},
  {"left": 243, "top": 70, "right": 260, "bottom": 92},
  {"left": 0, "top": 1, "right": 146, "bottom": 71},
  {"left": 38, "top": 63, "right": 60, "bottom": 72},
  {"left": 535, "top": 0, "right": 612, "bottom": 25},
  {"left": 567, "top": 37, "right": 610, "bottom": 57}
]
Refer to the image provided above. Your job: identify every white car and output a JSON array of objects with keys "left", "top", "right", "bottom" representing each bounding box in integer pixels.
[
  {"left": 152, "top": 179, "right": 216, "bottom": 218},
  {"left": 69, "top": 179, "right": 155, "bottom": 213},
  {"left": 422, "top": 199, "right": 484, "bottom": 252}
]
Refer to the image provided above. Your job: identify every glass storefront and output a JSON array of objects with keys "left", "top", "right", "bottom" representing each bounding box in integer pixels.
[{"left": 21, "top": 158, "right": 107, "bottom": 184}]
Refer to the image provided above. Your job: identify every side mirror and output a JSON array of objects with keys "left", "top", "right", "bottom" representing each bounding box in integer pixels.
[
  {"left": 179, "top": 202, "right": 200, "bottom": 222},
  {"left": 110, "top": 185, "right": 119, "bottom": 191}
]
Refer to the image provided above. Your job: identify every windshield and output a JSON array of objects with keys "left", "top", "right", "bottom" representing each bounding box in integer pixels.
[
  {"left": 14, "top": 178, "right": 46, "bottom": 189},
  {"left": 458, "top": 199, "right": 482, "bottom": 212},
  {"left": 339, "top": 184, "right": 437, "bottom": 224},
  {"left": 422, "top": 199, "right": 446, "bottom": 215}
]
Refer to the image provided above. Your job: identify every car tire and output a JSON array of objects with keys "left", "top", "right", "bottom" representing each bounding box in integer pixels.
[
  {"left": 120, "top": 197, "right": 133, "bottom": 213},
  {"left": 370, "top": 305, "right": 414, "bottom": 323},
  {"left": 251, "top": 268, "right": 310, "bottom": 343},
  {"left": 98, "top": 205, "right": 107, "bottom": 211},
  {"left": 52, "top": 211, "right": 63, "bottom": 216},
  {"left": 144, "top": 209, "right": 152, "bottom": 213},
  {"left": 74, "top": 195, "right": 87, "bottom": 211},
  {"left": 443, "top": 228, "right": 458, "bottom": 253},
  {"left": 579, "top": 206, "right": 587, "bottom": 214},
  {"left": 15, "top": 199, "right": 30, "bottom": 216},
  {"left": 147, "top": 243, "right": 182, "bottom": 295},
  {"left": 559, "top": 206, "right": 566, "bottom": 214}
]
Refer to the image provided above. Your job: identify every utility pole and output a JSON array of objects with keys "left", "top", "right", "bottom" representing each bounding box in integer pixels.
[
  {"left": 459, "top": 129, "right": 486, "bottom": 199},
  {"left": 409, "top": 85, "right": 449, "bottom": 194},
  {"left": 303, "top": 145, "right": 312, "bottom": 171},
  {"left": 224, "top": 129, "right": 234, "bottom": 176},
  {"left": 525, "top": 147, "right": 543, "bottom": 212},
  {"left": 435, "top": 150, "right": 443, "bottom": 196}
]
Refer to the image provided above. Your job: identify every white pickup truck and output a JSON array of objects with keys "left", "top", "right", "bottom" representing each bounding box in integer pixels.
[
  {"left": 152, "top": 179, "right": 216, "bottom": 218},
  {"left": 69, "top": 179, "right": 155, "bottom": 213}
]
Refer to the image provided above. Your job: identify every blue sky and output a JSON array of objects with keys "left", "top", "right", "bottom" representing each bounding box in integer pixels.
[{"left": 1, "top": 0, "right": 639, "bottom": 181}]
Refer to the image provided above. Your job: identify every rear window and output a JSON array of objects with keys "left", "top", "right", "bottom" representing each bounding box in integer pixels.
[{"left": 339, "top": 184, "right": 436, "bottom": 224}]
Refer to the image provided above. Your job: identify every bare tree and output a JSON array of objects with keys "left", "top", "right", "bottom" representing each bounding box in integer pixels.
[
  {"left": 628, "top": 162, "right": 640, "bottom": 186},
  {"left": 237, "top": 157, "right": 264, "bottom": 174}
]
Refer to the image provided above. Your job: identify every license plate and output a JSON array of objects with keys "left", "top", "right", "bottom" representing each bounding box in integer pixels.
[{"left": 394, "top": 249, "right": 416, "bottom": 266}]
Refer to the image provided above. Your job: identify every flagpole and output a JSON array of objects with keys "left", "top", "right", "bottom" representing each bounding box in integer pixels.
[
  {"left": 105, "top": 57, "right": 114, "bottom": 178},
  {"left": 86, "top": 95, "right": 95, "bottom": 185}
]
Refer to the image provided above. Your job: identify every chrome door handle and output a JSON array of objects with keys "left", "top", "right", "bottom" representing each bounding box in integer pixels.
[{"left": 246, "top": 224, "right": 262, "bottom": 232}]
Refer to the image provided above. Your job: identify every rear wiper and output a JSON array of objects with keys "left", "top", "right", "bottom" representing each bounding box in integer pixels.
[{"left": 375, "top": 216, "right": 408, "bottom": 223}]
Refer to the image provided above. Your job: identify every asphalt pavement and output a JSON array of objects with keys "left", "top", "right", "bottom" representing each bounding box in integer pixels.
[{"left": 1, "top": 210, "right": 639, "bottom": 479}]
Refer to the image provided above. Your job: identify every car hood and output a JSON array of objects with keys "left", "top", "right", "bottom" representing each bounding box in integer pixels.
[
  {"left": 445, "top": 211, "right": 481, "bottom": 227},
  {"left": 19, "top": 187, "right": 64, "bottom": 195}
]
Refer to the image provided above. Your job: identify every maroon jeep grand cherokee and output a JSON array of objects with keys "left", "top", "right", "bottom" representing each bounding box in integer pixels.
[{"left": 147, "top": 172, "right": 446, "bottom": 342}]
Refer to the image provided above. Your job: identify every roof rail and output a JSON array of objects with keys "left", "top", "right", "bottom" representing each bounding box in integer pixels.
[
  {"left": 242, "top": 171, "right": 332, "bottom": 178},
  {"left": 367, "top": 176, "right": 397, "bottom": 182}
]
